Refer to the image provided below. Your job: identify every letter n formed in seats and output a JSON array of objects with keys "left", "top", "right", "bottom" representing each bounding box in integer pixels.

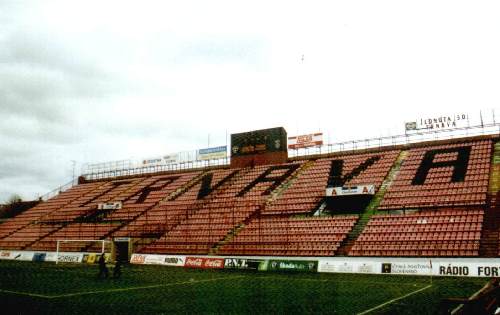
[
  {"left": 237, "top": 164, "right": 300, "bottom": 197},
  {"left": 135, "top": 177, "right": 179, "bottom": 203}
]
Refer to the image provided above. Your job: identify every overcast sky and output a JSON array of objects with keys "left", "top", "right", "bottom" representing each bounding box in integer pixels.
[{"left": 1, "top": 0, "right": 499, "bottom": 202}]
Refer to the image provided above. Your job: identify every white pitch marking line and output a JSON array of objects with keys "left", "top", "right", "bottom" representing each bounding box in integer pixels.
[
  {"left": 357, "top": 284, "right": 433, "bottom": 315},
  {"left": 50, "top": 275, "right": 246, "bottom": 299},
  {"left": 260, "top": 276, "right": 426, "bottom": 287},
  {"left": 0, "top": 275, "right": 245, "bottom": 299},
  {"left": 0, "top": 289, "right": 52, "bottom": 299}
]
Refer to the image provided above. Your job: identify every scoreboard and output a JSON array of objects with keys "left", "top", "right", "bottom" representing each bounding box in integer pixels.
[{"left": 231, "top": 127, "right": 287, "bottom": 157}]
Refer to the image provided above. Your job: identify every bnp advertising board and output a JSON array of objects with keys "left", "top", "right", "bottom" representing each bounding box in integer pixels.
[{"left": 231, "top": 127, "right": 287, "bottom": 157}]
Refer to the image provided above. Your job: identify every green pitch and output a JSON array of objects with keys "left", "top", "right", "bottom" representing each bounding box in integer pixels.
[{"left": 0, "top": 261, "right": 488, "bottom": 314}]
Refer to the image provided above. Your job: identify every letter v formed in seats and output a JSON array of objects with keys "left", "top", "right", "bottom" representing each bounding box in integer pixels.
[{"left": 327, "top": 156, "right": 381, "bottom": 187}]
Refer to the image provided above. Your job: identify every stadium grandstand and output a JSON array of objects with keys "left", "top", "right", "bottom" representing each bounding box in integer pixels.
[
  {"left": 1, "top": 121, "right": 500, "bottom": 314},
  {"left": 0, "top": 122, "right": 498, "bottom": 263}
]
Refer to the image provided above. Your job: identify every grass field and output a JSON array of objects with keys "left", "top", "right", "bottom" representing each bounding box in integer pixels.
[{"left": 0, "top": 261, "right": 489, "bottom": 314}]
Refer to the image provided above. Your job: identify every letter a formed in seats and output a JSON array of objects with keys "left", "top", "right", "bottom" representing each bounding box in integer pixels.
[{"left": 412, "top": 146, "right": 471, "bottom": 185}]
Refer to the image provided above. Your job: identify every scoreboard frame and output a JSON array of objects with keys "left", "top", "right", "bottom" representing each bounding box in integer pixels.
[{"left": 231, "top": 127, "right": 287, "bottom": 157}]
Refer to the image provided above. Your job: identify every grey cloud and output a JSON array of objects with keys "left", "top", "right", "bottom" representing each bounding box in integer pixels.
[
  {"left": 176, "top": 37, "right": 267, "bottom": 66},
  {"left": 86, "top": 118, "right": 208, "bottom": 146},
  {"left": 0, "top": 27, "right": 134, "bottom": 147},
  {"left": 0, "top": 4, "right": 268, "bottom": 202},
  {"left": 2, "top": 26, "right": 109, "bottom": 79},
  {"left": 0, "top": 175, "right": 62, "bottom": 202},
  {"left": 0, "top": 160, "right": 51, "bottom": 180},
  {"left": 0, "top": 136, "right": 74, "bottom": 200},
  {"left": 0, "top": 139, "right": 39, "bottom": 160},
  {"left": 0, "top": 117, "right": 81, "bottom": 145},
  {"left": 0, "top": 31, "right": 126, "bottom": 98}
]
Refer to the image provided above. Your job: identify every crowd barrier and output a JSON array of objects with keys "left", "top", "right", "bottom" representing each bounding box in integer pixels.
[
  {"left": 129, "top": 253, "right": 500, "bottom": 277},
  {"left": 0, "top": 250, "right": 110, "bottom": 264},
  {"left": 2, "top": 250, "right": 500, "bottom": 277}
]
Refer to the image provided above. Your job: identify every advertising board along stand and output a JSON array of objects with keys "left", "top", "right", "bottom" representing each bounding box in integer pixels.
[{"left": 55, "top": 239, "right": 111, "bottom": 264}]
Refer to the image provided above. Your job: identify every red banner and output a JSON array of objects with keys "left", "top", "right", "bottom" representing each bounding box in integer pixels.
[
  {"left": 185, "top": 257, "right": 225, "bottom": 269},
  {"left": 288, "top": 133, "right": 323, "bottom": 150},
  {"left": 130, "top": 254, "right": 146, "bottom": 264},
  {"left": 0, "top": 251, "right": 11, "bottom": 258}
]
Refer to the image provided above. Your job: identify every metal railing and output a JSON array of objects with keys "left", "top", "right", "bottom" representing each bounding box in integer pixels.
[
  {"left": 39, "top": 178, "right": 78, "bottom": 202},
  {"left": 82, "top": 157, "right": 230, "bottom": 181},
  {"left": 38, "top": 121, "right": 499, "bottom": 201},
  {"left": 82, "top": 122, "right": 499, "bottom": 180},
  {"left": 288, "top": 122, "right": 500, "bottom": 158}
]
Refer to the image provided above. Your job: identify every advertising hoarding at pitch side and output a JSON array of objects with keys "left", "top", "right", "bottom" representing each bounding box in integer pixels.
[
  {"left": 224, "top": 258, "right": 263, "bottom": 270},
  {"left": 264, "top": 260, "right": 318, "bottom": 272},
  {"left": 184, "top": 257, "right": 225, "bottom": 269}
]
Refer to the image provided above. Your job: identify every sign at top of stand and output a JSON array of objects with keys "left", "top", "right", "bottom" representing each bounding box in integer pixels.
[
  {"left": 198, "top": 146, "right": 227, "bottom": 160},
  {"left": 142, "top": 153, "right": 180, "bottom": 166},
  {"left": 97, "top": 202, "right": 122, "bottom": 210},
  {"left": 231, "top": 127, "right": 287, "bottom": 157},
  {"left": 288, "top": 133, "right": 323, "bottom": 150},
  {"left": 114, "top": 237, "right": 130, "bottom": 242},
  {"left": 326, "top": 185, "right": 375, "bottom": 197},
  {"left": 405, "top": 113, "right": 469, "bottom": 132}
]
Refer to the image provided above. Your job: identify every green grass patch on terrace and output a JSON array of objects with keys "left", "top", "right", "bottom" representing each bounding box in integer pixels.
[{"left": 0, "top": 261, "right": 488, "bottom": 314}]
